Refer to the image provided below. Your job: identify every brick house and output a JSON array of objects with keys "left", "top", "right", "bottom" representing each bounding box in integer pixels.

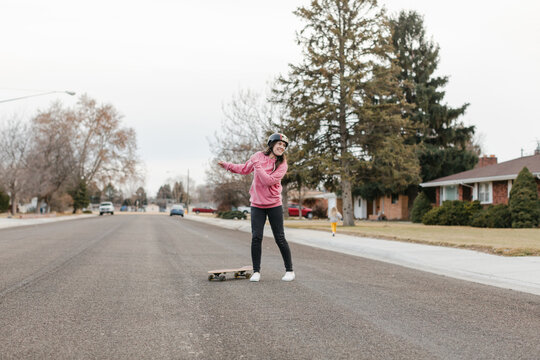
[{"left": 420, "top": 153, "right": 540, "bottom": 206}]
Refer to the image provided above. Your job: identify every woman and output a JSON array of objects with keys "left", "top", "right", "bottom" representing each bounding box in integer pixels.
[{"left": 218, "top": 133, "right": 294, "bottom": 282}]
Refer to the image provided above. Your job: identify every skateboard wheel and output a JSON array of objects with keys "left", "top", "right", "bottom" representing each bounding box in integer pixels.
[
  {"left": 219, "top": 275, "right": 226, "bottom": 281},
  {"left": 245, "top": 273, "right": 251, "bottom": 279},
  {"left": 234, "top": 272, "right": 239, "bottom": 278},
  {"left": 208, "top": 275, "right": 214, "bottom": 281}
]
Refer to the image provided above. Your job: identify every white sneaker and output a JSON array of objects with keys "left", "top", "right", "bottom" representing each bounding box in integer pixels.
[
  {"left": 250, "top": 272, "right": 260, "bottom": 282},
  {"left": 281, "top": 271, "right": 295, "bottom": 282}
]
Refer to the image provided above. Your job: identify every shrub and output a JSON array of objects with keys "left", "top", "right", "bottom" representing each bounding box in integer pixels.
[
  {"left": 411, "top": 192, "right": 432, "bottom": 223},
  {"left": 312, "top": 203, "right": 328, "bottom": 219},
  {"left": 218, "top": 210, "right": 246, "bottom": 220},
  {"left": 422, "top": 206, "right": 442, "bottom": 225},
  {"left": 83, "top": 210, "right": 93, "bottom": 214},
  {"left": 49, "top": 192, "right": 73, "bottom": 212},
  {"left": 422, "top": 200, "right": 481, "bottom": 226},
  {"left": 470, "top": 209, "right": 489, "bottom": 228},
  {"left": 471, "top": 204, "right": 511, "bottom": 228},
  {"left": 509, "top": 167, "right": 539, "bottom": 228}
]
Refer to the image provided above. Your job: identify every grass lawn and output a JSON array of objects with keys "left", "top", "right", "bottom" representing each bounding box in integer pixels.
[{"left": 284, "top": 219, "right": 540, "bottom": 256}]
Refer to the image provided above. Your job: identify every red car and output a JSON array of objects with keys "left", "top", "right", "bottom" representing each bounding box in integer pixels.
[
  {"left": 192, "top": 206, "right": 217, "bottom": 214},
  {"left": 287, "top": 204, "right": 313, "bottom": 219}
]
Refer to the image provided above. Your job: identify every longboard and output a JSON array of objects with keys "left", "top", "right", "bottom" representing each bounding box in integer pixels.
[{"left": 207, "top": 266, "right": 253, "bottom": 281}]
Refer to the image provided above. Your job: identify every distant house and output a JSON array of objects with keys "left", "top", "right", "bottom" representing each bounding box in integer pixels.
[
  {"left": 300, "top": 190, "right": 408, "bottom": 221},
  {"left": 420, "top": 153, "right": 540, "bottom": 206},
  {"left": 361, "top": 193, "right": 410, "bottom": 220}
]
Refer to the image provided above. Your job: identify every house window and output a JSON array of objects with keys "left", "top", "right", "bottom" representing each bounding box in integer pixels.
[
  {"left": 391, "top": 194, "right": 399, "bottom": 204},
  {"left": 478, "top": 182, "right": 492, "bottom": 204},
  {"left": 442, "top": 185, "right": 458, "bottom": 202},
  {"left": 507, "top": 180, "right": 513, "bottom": 198}
]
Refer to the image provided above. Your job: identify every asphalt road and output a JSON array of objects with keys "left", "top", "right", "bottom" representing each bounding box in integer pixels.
[{"left": 0, "top": 215, "right": 539, "bottom": 359}]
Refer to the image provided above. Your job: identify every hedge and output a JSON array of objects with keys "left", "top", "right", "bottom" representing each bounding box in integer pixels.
[
  {"left": 217, "top": 210, "right": 247, "bottom": 220},
  {"left": 470, "top": 204, "right": 511, "bottom": 228},
  {"left": 422, "top": 200, "right": 482, "bottom": 226}
]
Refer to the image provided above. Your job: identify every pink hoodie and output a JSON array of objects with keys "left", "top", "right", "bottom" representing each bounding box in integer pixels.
[{"left": 222, "top": 151, "right": 288, "bottom": 208}]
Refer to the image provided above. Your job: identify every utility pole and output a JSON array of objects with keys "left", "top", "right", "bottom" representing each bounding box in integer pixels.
[{"left": 187, "top": 169, "right": 190, "bottom": 214}]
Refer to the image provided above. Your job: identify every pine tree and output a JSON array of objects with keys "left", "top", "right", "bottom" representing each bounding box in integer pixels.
[
  {"left": 509, "top": 167, "right": 539, "bottom": 228},
  {"left": 71, "top": 180, "right": 89, "bottom": 213},
  {"left": 156, "top": 184, "right": 173, "bottom": 200},
  {"left": 410, "top": 191, "right": 432, "bottom": 223},
  {"left": 275, "top": 0, "right": 420, "bottom": 225},
  {"left": 0, "top": 189, "right": 9, "bottom": 212},
  {"left": 390, "top": 10, "right": 477, "bottom": 182}
]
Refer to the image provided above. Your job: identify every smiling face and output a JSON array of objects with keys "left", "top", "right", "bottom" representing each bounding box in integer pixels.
[{"left": 271, "top": 140, "right": 287, "bottom": 157}]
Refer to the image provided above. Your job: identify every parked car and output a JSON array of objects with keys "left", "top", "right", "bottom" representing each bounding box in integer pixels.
[
  {"left": 170, "top": 204, "right": 185, "bottom": 217},
  {"left": 236, "top": 206, "right": 251, "bottom": 214},
  {"left": 99, "top": 202, "right": 114, "bottom": 216},
  {"left": 288, "top": 203, "right": 313, "bottom": 219},
  {"left": 192, "top": 206, "right": 217, "bottom": 214}
]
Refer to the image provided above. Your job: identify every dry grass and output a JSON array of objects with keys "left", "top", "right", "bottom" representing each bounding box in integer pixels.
[{"left": 284, "top": 219, "right": 540, "bottom": 256}]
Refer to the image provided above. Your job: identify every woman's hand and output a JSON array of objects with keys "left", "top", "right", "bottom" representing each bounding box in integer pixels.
[{"left": 218, "top": 161, "right": 226, "bottom": 169}]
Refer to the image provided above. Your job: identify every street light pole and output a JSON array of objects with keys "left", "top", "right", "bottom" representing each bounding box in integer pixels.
[{"left": 0, "top": 90, "right": 76, "bottom": 104}]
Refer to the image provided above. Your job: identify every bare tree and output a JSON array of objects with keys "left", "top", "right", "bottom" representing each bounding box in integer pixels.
[
  {"left": 119, "top": 164, "right": 146, "bottom": 207},
  {"left": 195, "top": 183, "right": 214, "bottom": 204},
  {"left": 27, "top": 95, "right": 140, "bottom": 201},
  {"left": 0, "top": 117, "right": 32, "bottom": 214},
  {"left": 207, "top": 89, "right": 278, "bottom": 207},
  {"left": 70, "top": 95, "right": 139, "bottom": 187},
  {"left": 26, "top": 102, "right": 76, "bottom": 212}
]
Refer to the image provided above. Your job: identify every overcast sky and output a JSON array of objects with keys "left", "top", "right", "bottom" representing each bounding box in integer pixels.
[{"left": 1, "top": 0, "right": 539, "bottom": 197}]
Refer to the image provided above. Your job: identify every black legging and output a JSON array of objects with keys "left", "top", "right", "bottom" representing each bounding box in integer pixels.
[{"left": 250, "top": 205, "right": 293, "bottom": 273}]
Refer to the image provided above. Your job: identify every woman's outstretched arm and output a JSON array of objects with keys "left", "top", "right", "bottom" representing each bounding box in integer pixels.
[{"left": 218, "top": 159, "right": 254, "bottom": 175}]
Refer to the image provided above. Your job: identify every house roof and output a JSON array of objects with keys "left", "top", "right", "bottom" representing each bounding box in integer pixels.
[{"left": 420, "top": 154, "right": 540, "bottom": 187}]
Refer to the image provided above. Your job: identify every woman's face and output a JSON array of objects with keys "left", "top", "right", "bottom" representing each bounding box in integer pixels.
[{"left": 272, "top": 141, "right": 287, "bottom": 156}]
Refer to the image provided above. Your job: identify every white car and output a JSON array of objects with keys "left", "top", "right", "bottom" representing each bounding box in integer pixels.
[
  {"left": 237, "top": 206, "right": 251, "bottom": 214},
  {"left": 99, "top": 202, "right": 114, "bottom": 215}
]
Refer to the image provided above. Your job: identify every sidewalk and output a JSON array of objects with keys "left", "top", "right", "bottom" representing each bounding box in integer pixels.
[
  {"left": 184, "top": 214, "right": 540, "bottom": 297},
  {"left": 1, "top": 213, "right": 539, "bottom": 296},
  {"left": 0, "top": 214, "right": 96, "bottom": 229}
]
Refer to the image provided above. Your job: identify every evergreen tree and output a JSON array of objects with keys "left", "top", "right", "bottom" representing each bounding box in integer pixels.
[
  {"left": 410, "top": 191, "right": 432, "bottom": 223},
  {"left": 156, "top": 184, "right": 173, "bottom": 200},
  {"left": 390, "top": 10, "right": 477, "bottom": 182},
  {"left": 275, "top": 0, "right": 420, "bottom": 225},
  {"left": 171, "top": 182, "right": 185, "bottom": 204},
  {"left": 71, "top": 180, "right": 90, "bottom": 213},
  {"left": 0, "top": 189, "right": 9, "bottom": 212},
  {"left": 509, "top": 167, "right": 539, "bottom": 228}
]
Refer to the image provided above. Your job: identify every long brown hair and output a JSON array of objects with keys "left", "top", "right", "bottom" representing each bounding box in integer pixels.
[{"left": 264, "top": 141, "right": 287, "bottom": 172}]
